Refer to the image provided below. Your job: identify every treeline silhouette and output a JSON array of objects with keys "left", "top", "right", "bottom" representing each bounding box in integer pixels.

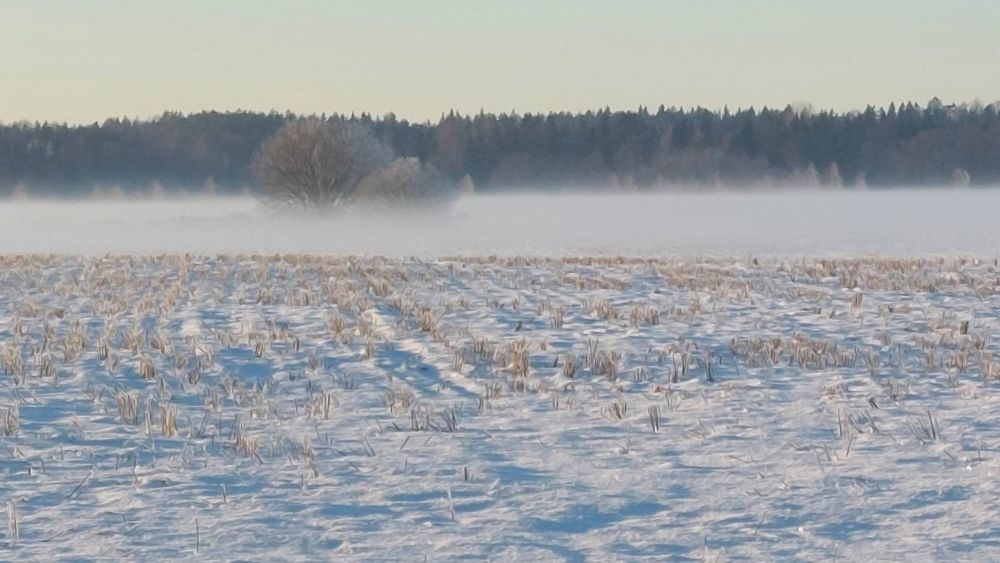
[{"left": 2, "top": 98, "right": 998, "bottom": 195}]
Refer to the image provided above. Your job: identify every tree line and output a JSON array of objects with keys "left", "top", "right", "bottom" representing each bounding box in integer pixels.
[{"left": 1, "top": 98, "right": 998, "bottom": 195}]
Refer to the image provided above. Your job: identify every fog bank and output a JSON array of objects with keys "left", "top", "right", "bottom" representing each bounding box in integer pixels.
[{"left": 0, "top": 190, "right": 996, "bottom": 257}]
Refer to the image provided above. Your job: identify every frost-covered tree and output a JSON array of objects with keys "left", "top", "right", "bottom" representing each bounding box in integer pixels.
[
  {"left": 254, "top": 118, "right": 391, "bottom": 209},
  {"left": 952, "top": 168, "right": 971, "bottom": 187},
  {"left": 825, "top": 162, "right": 843, "bottom": 188},
  {"left": 354, "top": 158, "right": 452, "bottom": 207}
]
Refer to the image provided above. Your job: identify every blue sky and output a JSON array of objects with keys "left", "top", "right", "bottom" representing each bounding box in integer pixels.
[{"left": 2, "top": 1, "right": 998, "bottom": 123}]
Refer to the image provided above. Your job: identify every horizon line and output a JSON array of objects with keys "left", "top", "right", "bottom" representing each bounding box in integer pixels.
[{"left": 6, "top": 97, "right": 999, "bottom": 127}]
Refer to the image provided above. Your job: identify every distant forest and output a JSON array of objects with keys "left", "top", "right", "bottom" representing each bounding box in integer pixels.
[{"left": 2, "top": 98, "right": 999, "bottom": 195}]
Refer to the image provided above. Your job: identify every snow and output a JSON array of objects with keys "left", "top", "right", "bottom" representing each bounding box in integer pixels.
[{"left": 2, "top": 253, "right": 1000, "bottom": 560}]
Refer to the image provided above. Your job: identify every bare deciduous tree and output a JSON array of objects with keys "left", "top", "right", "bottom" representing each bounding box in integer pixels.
[{"left": 254, "top": 118, "right": 391, "bottom": 209}]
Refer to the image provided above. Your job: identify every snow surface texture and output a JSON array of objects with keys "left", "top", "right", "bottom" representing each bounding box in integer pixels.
[
  {"left": 1, "top": 189, "right": 1000, "bottom": 257},
  {"left": 2, "top": 255, "right": 1000, "bottom": 561}
]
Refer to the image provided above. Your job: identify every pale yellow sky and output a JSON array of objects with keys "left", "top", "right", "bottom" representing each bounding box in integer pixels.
[{"left": 2, "top": 1, "right": 998, "bottom": 124}]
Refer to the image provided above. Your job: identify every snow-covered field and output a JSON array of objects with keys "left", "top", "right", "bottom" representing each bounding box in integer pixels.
[{"left": 3, "top": 253, "right": 1000, "bottom": 561}]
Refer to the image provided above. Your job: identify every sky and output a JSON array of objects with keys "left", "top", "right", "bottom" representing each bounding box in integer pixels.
[{"left": 2, "top": 1, "right": 999, "bottom": 124}]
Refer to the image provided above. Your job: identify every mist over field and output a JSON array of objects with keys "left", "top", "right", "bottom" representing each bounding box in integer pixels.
[{"left": 0, "top": 188, "right": 997, "bottom": 257}]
